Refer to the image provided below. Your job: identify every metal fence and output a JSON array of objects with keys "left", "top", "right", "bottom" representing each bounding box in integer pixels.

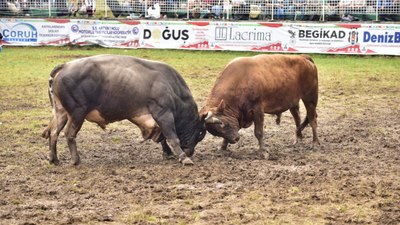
[{"left": 1, "top": 0, "right": 399, "bottom": 21}]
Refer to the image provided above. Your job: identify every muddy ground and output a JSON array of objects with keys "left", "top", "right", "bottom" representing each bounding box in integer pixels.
[{"left": 1, "top": 62, "right": 399, "bottom": 224}]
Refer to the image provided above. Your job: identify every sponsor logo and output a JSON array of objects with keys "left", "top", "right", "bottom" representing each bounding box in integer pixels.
[
  {"left": 132, "top": 27, "right": 139, "bottom": 35},
  {"left": 215, "top": 27, "right": 271, "bottom": 41},
  {"left": 288, "top": 30, "right": 296, "bottom": 45},
  {"left": 288, "top": 30, "right": 296, "bottom": 39},
  {"left": 298, "top": 29, "right": 346, "bottom": 39},
  {"left": 363, "top": 31, "right": 400, "bottom": 43},
  {"left": 143, "top": 27, "right": 189, "bottom": 40},
  {"left": 2, "top": 23, "right": 38, "bottom": 42},
  {"left": 348, "top": 29, "right": 359, "bottom": 45},
  {"left": 71, "top": 24, "right": 79, "bottom": 33}
]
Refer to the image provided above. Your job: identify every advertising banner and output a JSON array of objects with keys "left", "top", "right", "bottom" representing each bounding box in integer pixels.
[
  {"left": 1, "top": 18, "right": 399, "bottom": 55},
  {"left": 139, "top": 21, "right": 211, "bottom": 49}
]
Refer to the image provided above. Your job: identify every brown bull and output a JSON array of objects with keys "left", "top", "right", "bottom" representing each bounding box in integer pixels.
[{"left": 199, "top": 54, "right": 320, "bottom": 157}]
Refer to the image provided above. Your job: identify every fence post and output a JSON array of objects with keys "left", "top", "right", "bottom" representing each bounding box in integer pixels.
[
  {"left": 48, "top": 0, "right": 51, "bottom": 17},
  {"left": 271, "top": 4, "right": 274, "bottom": 20},
  {"left": 187, "top": 0, "right": 189, "bottom": 19},
  {"left": 321, "top": 0, "right": 325, "bottom": 22},
  {"left": 375, "top": 0, "right": 379, "bottom": 21},
  {"left": 104, "top": 0, "right": 107, "bottom": 17},
  {"left": 145, "top": 0, "right": 148, "bottom": 18}
]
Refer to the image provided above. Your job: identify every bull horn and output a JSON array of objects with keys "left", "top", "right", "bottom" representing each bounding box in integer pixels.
[
  {"left": 205, "top": 111, "right": 213, "bottom": 121},
  {"left": 205, "top": 111, "right": 222, "bottom": 124}
]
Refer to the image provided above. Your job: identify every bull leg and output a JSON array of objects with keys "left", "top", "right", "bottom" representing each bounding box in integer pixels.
[
  {"left": 149, "top": 104, "right": 193, "bottom": 165},
  {"left": 220, "top": 138, "right": 229, "bottom": 151},
  {"left": 275, "top": 113, "right": 282, "bottom": 125},
  {"left": 48, "top": 110, "right": 68, "bottom": 165},
  {"left": 298, "top": 116, "right": 309, "bottom": 133},
  {"left": 253, "top": 111, "right": 265, "bottom": 151},
  {"left": 289, "top": 105, "right": 303, "bottom": 145},
  {"left": 64, "top": 113, "right": 85, "bottom": 166},
  {"left": 304, "top": 103, "right": 320, "bottom": 147},
  {"left": 161, "top": 139, "right": 175, "bottom": 160}
]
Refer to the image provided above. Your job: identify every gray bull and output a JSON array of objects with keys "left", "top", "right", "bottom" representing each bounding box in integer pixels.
[{"left": 42, "top": 54, "right": 206, "bottom": 165}]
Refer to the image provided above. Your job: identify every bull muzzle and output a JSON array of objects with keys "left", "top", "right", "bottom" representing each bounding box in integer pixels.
[{"left": 228, "top": 136, "right": 240, "bottom": 144}]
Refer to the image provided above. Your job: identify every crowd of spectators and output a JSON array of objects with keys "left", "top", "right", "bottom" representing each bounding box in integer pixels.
[{"left": 0, "top": 0, "right": 399, "bottom": 21}]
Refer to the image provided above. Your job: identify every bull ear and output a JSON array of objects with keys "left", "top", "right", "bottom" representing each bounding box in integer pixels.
[{"left": 217, "top": 99, "right": 225, "bottom": 113}]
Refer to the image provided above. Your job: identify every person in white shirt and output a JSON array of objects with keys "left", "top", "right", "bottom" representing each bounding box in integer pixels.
[{"left": 85, "top": 0, "right": 96, "bottom": 16}]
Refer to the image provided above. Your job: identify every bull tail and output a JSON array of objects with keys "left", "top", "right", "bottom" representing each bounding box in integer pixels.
[
  {"left": 42, "top": 64, "right": 64, "bottom": 139},
  {"left": 48, "top": 64, "right": 64, "bottom": 107}
]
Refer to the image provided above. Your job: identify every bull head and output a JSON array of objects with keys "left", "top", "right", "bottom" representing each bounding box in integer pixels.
[{"left": 200, "top": 99, "right": 240, "bottom": 144}]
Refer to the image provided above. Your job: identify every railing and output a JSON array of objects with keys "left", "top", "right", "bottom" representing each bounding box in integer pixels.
[{"left": 1, "top": 0, "right": 399, "bottom": 22}]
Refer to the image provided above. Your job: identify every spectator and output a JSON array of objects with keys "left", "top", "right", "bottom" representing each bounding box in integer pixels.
[
  {"left": 68, "top": 0, "right": 81, "bottom": 17},
  {"left": 273, "top": 0, "right": 287, "bottom": 20},
  {"left": 307, "top": 0, "right": 322, "bottom": 21},
  {"left": 223, "top": 0, "right": 232, "bottom": 19},
  {"left": 85, "top": 0, "right": 96, "bottom": 17},
  {"left": 211, "top": 0, "right": 223, "bottom": 18},
  {"left": 338, "top": 0, "right": 357, "bottom": 21},
  {"left": 365, "top": 0, "right": 376, "bottom": 14},
  {"left": 20, "top": 0, "right": 28, "bottom": 15},
  {"left": 55, "top": 0, "right": 69, "bottom": 16},
  {"left": 325, "top": 0, "right": 339, "bottom": 20},
  {"left": 263, "top": 0, "right": 274, "bottom": 19},
  {"left": 352, "top": 0, "right": 366, "bottom": 12},
  {"left": 132, "top": 0, "right": 145, "bottom": 17},
  {"left": 351, "top": 0, "right": 366, "bottom": 19},
  {"left": 231, "top": 0, "right": 247, "bottom": 19},
  {"left": 249, "top": 3, "right": 262, "bottom": 19},
  {"left": 6, "top": 0, "right": 21, "bottom": 15},
  {"left": 290, "top": 0, "right": 306, "bottom": 20},
  {"left": 147, "top": 2, "right": 161, "bottom": 18},
  {"left": 378, "top": 0, "right": 394, "bottom": 20},
  {"left": 121, "top": 0, "right": 133, "bottom": 16}
]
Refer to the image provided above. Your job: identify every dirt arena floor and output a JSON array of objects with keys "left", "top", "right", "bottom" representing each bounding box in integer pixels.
[{"left": 1, "top": 56, "right": 399, "bottom": 224}]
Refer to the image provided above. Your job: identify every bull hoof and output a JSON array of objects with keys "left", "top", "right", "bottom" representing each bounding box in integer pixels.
[
  {"left": 72, "top": 157, "right": 81, "bottom": 166},
  {"left": 256, "top": 151, "right": 278, "bottom": 160},
  {"left": 266, "top": 153, "right": 278, "bottom": 161},
  {"left": 220, "top": 146, "right": 229, "bottom": 151},
  {"left": 181, "top": 157, "right": 194, "bottom": 166},
  {"left": 163, "top": 153, "right": 176, "bottom": 160},
  {"left": 293, "top": 138, "right": 303, "bottom": 146},
  {"left": 49, "top": 158, "right": 60, "bottom": 165},
  {"left": 312, "top": 141, "right": 321, "bottom": 149}
]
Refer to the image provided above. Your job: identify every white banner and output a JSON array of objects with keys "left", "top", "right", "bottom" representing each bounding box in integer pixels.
[{"left": 1, "top": 18, "right": 399, "bottom": 55}]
